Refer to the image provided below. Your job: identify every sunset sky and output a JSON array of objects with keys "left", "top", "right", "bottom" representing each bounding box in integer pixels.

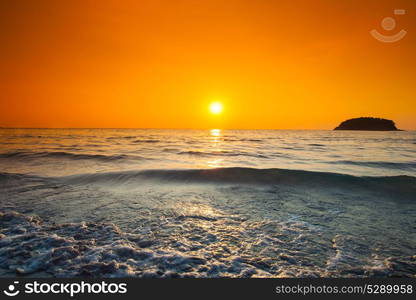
[{"left": 1, "top": 0, "right": 415, "bottom": 129}]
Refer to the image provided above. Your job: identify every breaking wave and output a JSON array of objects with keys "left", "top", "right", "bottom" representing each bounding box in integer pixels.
[{"left": 58, "top": 167, "right": 416, "bottom": 197}]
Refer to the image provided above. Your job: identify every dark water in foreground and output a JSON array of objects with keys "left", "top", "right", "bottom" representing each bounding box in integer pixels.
[{"left": 0, "top": 129, "right": 415, "bottom": 277}]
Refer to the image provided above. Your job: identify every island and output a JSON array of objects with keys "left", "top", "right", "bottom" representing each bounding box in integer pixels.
[{"left": 334, "top": 117, "right": 399, "bottom": 131}]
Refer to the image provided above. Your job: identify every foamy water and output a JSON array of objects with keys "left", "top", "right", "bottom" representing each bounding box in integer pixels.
[{"left": 0, "top": 129, "right": 415, "bottom": 277}]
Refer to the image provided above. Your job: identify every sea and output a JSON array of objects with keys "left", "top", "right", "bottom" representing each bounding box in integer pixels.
[{"left": 0, "top": 128, "right": 415, "bottom": 277}]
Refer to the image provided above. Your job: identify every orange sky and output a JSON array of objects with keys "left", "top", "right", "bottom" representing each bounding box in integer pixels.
[{"left": 0, "top": 0, "right": 415, "bottom": 129}]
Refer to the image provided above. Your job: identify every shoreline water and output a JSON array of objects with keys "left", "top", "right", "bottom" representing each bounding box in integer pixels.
[{"left": 1, "top": 129, "right": 415, "bottom": 277}]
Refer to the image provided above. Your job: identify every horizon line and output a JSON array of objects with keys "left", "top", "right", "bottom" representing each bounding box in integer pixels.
[
  {"left": 0, "top": 127, "right": 414, "bottom": 131},
  {"left": 0, "top": 127, "right": 329, "bottom": 130}
]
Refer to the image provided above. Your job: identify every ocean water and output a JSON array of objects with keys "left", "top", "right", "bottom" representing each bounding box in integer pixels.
[{"left": 0, "top": 128, "right": 415, "bottom": 277}]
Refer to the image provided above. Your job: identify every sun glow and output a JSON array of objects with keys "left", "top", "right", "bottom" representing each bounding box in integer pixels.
[{"left": 209, "top": 102, "right": 223, "bottom": 115}]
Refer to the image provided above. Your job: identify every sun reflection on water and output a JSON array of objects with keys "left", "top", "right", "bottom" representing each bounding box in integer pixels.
[
  {"left": 210, "top": 128, "right": 221, "bottom": 137},
  {"left": 207, "top": 129, "right": 224, "bottom": 168},
  {"left": 207, "top": 158, "right": 223, "bottom": 168}
]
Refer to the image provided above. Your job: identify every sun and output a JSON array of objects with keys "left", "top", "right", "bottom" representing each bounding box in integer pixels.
[{"left": 209, "top": 102, "right": 223, "bottom": 115}]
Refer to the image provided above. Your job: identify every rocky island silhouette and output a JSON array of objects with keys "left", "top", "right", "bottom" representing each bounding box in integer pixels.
[{"left": 334, "top": 117, "right": 399, "bottom": 131}]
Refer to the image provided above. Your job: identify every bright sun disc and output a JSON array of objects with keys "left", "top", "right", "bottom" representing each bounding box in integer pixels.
[{"left": 209, "top": 102, "right": 223, "bottom": 115}]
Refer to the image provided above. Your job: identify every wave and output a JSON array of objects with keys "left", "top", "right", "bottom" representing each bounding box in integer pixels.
[
  {"left": 0, "top": 172, "right": 41, "bottom": 183},
  {"left": 2, "top": 164, "right": 415, "bottom": 194},
  {"left": 177, "top": 150, "right": 270, "bottom": 159},
  {"left": 57, "top": 167, "right": 416, "bottom": 196},
  {"left": 0, "top": 151, "right": 148, "bottom": 162},
  {"left": 222, "top": 138, "right": 263, "bottom": 142},
  {"left": 332, "top": 160, "right": 416, "bottom": 170},
  {"left": 106, "top": 136, "right": 137, "bottom": 140},
  {"left": 132, "top": 139, "right": 160, "bottom": 144},
  {"left": 2, "top": 165, "right": 415, "bottom": 197}
]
